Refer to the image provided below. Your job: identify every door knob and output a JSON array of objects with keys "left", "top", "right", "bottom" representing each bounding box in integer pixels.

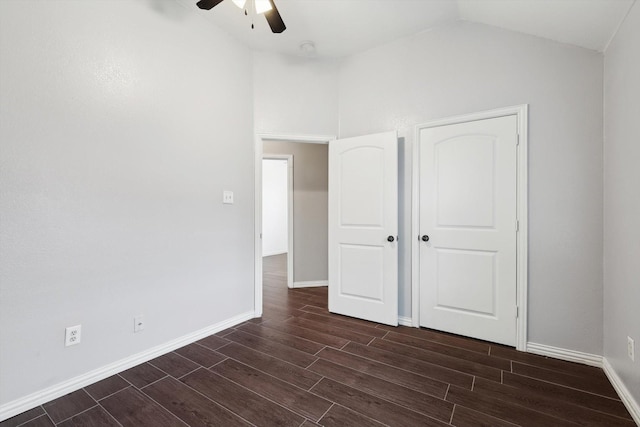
[
  {"left": 421, "top": 235, "right": 430, "bottom": 242},
  {"left": 387, "top": 236, "right": 395, "bottom": 242}
]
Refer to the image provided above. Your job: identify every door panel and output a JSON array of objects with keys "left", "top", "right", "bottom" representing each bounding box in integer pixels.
[
  {"left": 419, "top": 115, "right": 517, "bottom": 345},
  {"left": 329, "top": 132, "right": 398, "bottom": 326},
  {"left": 339, "top": 147, "right": 385, "bottom": 227},
  {"left": 435, "top": 248, "right": 496, "bottom": 315},
  {"left": 339, "top": 244, "right": 384, "bottom": 301},
  {"left": 436, "top": 136, "right": 496, "bottom": 228}
]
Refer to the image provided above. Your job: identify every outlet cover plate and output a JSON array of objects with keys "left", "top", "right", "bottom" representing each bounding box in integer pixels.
[{"left": 65, "top": 325, "right": 81, "bottom": 347}]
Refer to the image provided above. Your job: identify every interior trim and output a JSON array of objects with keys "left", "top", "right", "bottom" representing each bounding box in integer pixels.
[
  {"left": 526, "top": 342, "right": 602, "bottom": 367},
  {"left": 603, "top": 357, "right": 640, "bottom": 424},
  {"left": 262, "top": 154, "right": 295, "bottom": 289},
  {"left": 254, "top": 133, "right": 336, "bottom": 318},
  {"left": 293, "top": 280, "right": 328, "bottom": 288},
  {"left": 0, "top": 310, "right": 255, "bottom": 422},
  {"left": 398, "top": 316, "right": 413, "bottom": 327},
  {"left": 527, "top": 342, "right": 639, "bottom": 424}
]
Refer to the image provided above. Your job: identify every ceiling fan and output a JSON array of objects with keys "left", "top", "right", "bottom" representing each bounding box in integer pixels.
[{"left": 196, "top": 0, "right": 286, "bottom": 33}]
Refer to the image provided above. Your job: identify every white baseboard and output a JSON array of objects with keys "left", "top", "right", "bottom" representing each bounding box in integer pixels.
[
  {"left": 515, "top": 343, "right": 640, "bottom": 423},
  {"left": 263, "top": 251, "right": 287, "bottom": 257},
  {"left": 398, "top": 316, "right": 413, "bottom": 327},
  {"left": 293, "top": 280, "right": 328, "bottom": 288},
  {"left": 526, "top": 342, "right": 603, "bottom": 367},
  {"left": 0, "top": 310, "right": 255, "bottom": 422},
  {"left": 602, "top": 357, "right": 640, "bottom": 425}
]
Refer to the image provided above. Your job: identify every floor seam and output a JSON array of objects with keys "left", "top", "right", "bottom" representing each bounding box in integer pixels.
[
  {"left": 51, "top": 403, "right": 99, "bottom": 425},
  {"left": 96, "top": 401, "right": 124, "bottom": 427}
]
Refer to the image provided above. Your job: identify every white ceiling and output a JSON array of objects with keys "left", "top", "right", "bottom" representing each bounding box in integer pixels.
[
  {"left": 458, "top": 0, "right": 634, "bottom": 52},
  {"left": 176, "top": 0, "right": 635, "bottom": 57}
]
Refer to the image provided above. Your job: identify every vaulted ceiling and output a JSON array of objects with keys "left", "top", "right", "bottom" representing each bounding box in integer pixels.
[{"left": 176, "top": 0, "right": 635, "bottom": 57}]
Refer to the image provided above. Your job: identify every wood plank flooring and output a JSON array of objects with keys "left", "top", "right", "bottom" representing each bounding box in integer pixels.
[{"left": 2, "top": 254, "right": 635, "bottom": 426}]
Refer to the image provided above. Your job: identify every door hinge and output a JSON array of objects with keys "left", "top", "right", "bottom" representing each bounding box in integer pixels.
[
  {"left": 515, "top": 220, "right": 519, "bottom": 232},
  {"left": 516, "top": 306, "right": 519, "bottom": 318},
  {"left": 516, "top": 133, "right": 520, "bottom": 145}
]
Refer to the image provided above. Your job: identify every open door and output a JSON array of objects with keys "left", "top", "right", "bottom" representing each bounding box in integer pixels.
[{"left": 328, "top": 131, "right": 398, "bottom": 326}]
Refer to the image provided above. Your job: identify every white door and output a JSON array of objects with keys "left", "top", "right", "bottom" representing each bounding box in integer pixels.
[
  {"left": 328, "top": 131, "right": 398, "bottom": 326},
  {"left": 419, "top": 115, "right": 517, "bottom": 346}
]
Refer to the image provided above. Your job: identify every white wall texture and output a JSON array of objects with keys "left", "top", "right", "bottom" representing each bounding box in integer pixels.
[
  {"left": 604, "top": 0, "right": 640, "bottom": 406},
  {"left": 253, "top": 52, "right": 339, "bottom": 136},
  {"left": 0, "top": 0, "right": 254, "bottom": 408},
  {"left": 338, "top": 21, "right": 605, "bottom": 355},
  {"left": 2, "top": 0, "right": 632, "bottom": 415},
  {"left": 262, "top": 159, "right": 289, "bottom": 256}
]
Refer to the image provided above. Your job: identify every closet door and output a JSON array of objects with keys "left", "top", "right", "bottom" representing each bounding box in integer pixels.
[{"left": 419, "top": 116, "right": 517, "bottom": 346}]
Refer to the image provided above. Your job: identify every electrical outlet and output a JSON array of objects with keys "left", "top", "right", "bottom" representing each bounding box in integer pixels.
[
  {"left": 65, "top": 325, "right": 81, "bottom": 347},
  {"left": 628, "top": 336, "right": 635, "bottom": 361},
  {"left": 134, "top": 315, "right": 144, "bottom": 333}
]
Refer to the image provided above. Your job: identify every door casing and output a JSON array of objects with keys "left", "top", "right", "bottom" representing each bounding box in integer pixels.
[
  {"left": 254, "top": 134, "right": 335, "bottom": 317},
  {"left": 262, "top": 155, "right": 294, "bottom": 288},
  {"left": 411, "top": 105, "right": 528, "bottom": 351}
]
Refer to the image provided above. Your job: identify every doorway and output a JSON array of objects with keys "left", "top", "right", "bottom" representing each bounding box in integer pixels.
[
  {"left": 262, "top": 156, "right": 293, "bottom": 288},
  {"left": 254, "top": 134, "right": 334, "bottom": 317}
]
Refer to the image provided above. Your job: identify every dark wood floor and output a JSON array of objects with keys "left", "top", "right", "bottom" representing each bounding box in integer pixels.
[{"left": 2, "top": 254, "right": 635, "bottom": 427}]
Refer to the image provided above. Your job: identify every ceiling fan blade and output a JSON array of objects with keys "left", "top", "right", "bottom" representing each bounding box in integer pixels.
[
  {"left": 264, "top": 0, "right": 286, "bottom": 33},
  {"left": 196, "top": 0, "right": 224, "bottom": 10}
]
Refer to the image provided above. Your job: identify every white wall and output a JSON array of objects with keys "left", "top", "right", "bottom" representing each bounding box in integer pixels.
[
  {"left": 262, "top": 159, "right": 289, "bottom": 256},
  {"left": 0, "top": 0, "right": 254, "bottom": 409},
  {"left": 338, "top": 21, "right": 604, "bottom": 354},
  {"left": 604, "top": 0, "right": 640, "bottom": 406},
  {"left": 253, "top": 52, "right": 339, "bottom": 136},
  {"left": 0, "top": 2, "right": 620, "bottom": 414}
]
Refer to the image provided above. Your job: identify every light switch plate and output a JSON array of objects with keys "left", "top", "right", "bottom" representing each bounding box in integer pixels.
[
  {"left": 134, "top": 315, "right": 144, "bottom": 333},
  {"left": 223, "top": 190, "right": 234, "bottom": 204}
]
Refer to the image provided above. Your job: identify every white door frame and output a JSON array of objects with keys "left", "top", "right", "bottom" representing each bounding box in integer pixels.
[
  {"left": 254, "top": 133, "right": 335, "bottom": 317},
  {"left": 262, "top": 155, "right": 294, "bottom": 288},
  {"left": 411, "top": 105, "right": 529, "bottom": 351}
]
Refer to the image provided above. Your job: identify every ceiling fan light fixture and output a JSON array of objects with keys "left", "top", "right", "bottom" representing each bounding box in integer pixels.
[
  {"left": 232, "top": 0, "right": 271, "bottom": 14},
  {"left": 197, "top": 0, "right": 284, "bottom": 33},
  {"left": 254, "top": 0, "right": 273, "bottom": 14}
]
